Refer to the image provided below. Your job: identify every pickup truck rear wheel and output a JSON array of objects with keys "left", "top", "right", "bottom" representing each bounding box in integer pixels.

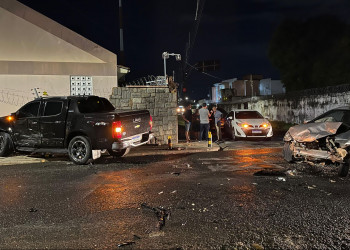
[
  {"left": 68, "top": 136, "right": 92, "bottom": 165},
  {"left": 108, "top": 148, "right": 130, "bottom": 157},
  {"left": 0, "top": 132, "right": 13, "bottom": 157}
]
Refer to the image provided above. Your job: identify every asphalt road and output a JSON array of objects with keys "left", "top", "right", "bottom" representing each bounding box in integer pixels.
[{"left": 0, "top": 141, "right": 350, "bottom": 249}]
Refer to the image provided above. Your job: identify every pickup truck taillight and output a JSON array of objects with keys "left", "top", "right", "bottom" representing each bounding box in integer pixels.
[
  {"left": 112, "top": 121, "right": 123, "bottom": 139},
  {"left": 150, "top": 115, "right": 153, "bottom": 130}
]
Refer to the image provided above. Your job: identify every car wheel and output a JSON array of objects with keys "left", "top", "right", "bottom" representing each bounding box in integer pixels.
[
  {"left": 0, "top": 132, "right": 13, "bottom": 157},
  {"left": 283, "top": 142, "right": 295, "bottom": 163},
  {"left": 108, "top": 148, "right": 130, "bottom": 157},
  {"left": 68, "top": 136, "right": 92, "bottom": 165},
  {"left": 231, "top": 129, "right": 236, "bottom": 141},
  {"left": 338, "top": 159, "right": 350, "bottom": 177}
]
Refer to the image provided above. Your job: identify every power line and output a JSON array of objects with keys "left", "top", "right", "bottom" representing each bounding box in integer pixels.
[{"left": 186, "top": 62, "right": 223, "bottom": 81}]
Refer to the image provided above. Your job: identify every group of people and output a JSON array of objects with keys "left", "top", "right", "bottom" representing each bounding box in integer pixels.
[{"left": 182, "top": 103, "right": 223, "bottom": 143}]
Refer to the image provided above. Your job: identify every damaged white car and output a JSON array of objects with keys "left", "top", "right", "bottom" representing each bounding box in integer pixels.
[{"left": 283, "top": 107, "right": 350, "bottom": 177}]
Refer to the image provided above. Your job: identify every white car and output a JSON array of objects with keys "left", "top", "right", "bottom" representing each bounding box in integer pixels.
[{"left": 224, "top": 109, "right": 273, "bottom": 140}]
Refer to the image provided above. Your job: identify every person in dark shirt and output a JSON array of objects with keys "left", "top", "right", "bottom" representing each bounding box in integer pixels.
[{"left": 182, "top": 103, "right": 192, "bottom": 143}]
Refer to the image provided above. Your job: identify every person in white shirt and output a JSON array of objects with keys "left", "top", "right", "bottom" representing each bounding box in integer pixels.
[{"left": 198, "top": 103, "right": 211, "bottom": 141}]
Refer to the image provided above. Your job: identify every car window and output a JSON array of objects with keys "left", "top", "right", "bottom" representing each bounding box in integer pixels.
[
  {"left": 77, "top": 96, "right": 115, "bottom": 113},
  {"left": 43, "top": 101, "right": 63, "bottom": 116},
  {"left": 17, "top": 101, "right": 40, "bottom": 118},
  {"left": 235, "top": 111, "right": 263, "bottom": 119},
  {"left": 314, "top": 110, "right": 345, "bottom": 123}
]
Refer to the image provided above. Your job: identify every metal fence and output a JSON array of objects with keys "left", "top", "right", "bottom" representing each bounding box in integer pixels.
[{"left": 121, "top": 75, "right": 167, "bottom": 87}]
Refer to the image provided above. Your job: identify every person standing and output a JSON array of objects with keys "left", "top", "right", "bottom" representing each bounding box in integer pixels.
[
  {"left": 212, "top": 106, "right": 223, "bottom": 141},
  {"left": 199, "top": 103, "right": 211, "bottom": 141},
  {"left": 182, "top": 103, "right": 192, "bottom": 143}
]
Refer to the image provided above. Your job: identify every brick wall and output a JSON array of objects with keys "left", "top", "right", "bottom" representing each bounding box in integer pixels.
[{"left": 109, "top": 86, "right": 178, "bottom": 144}]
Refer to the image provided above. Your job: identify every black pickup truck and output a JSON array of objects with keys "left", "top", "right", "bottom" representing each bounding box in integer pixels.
[{"left": 0, "top": 96, "right": 153, "bottom": 164}]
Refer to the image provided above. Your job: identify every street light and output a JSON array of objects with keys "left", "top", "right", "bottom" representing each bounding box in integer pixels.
[{"left": 162, "top": 52, "right": 181, "bottom": 83}]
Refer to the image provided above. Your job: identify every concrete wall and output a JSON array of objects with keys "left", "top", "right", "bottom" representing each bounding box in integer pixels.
[
  {"left": 219, "top": 89, "right": 350, "bottom": 124},
  {"left": 0, "top": 75, "right": 117, "bottom": 116},
  {"left": 110, "top": 87, "right": 178, "bottom": 144}
]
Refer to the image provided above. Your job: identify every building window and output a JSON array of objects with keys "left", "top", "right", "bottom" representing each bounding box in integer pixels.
[{"left": 70, "top": 76, "right": 93, "bottom": 96}]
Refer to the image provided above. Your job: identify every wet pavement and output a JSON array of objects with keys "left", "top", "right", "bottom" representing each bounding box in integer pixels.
[{"left": 0, "top": 140, "right": 350, "bottom": 249}]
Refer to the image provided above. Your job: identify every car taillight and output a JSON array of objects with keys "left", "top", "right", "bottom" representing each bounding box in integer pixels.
[
  {"left": 112, "top": 121, "right": 123, "bottom": 139},
  {"left": 149, "top": 115, "right": 153, "bottom": 130}
]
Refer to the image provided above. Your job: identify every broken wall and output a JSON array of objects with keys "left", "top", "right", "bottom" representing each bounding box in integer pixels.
[
  {"left": 219, "top": 85, "right": 350, "bottom": 124},
  {"left": 110, "top": 87, "right": 178, "bottom": 144}
]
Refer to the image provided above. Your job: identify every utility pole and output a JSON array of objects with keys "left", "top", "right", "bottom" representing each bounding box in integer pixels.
[{"left": 119, "top": 0, "right": 125, "bottom": 65}]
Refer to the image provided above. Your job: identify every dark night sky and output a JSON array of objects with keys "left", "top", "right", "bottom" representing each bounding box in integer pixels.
[{"left": 18, "top": 0, "right": 350, "bottom": 99}]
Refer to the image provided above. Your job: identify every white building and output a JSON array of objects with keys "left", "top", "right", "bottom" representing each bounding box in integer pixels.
[
  {"left": 259, "top": 78, "right": 286, "bottom": 95},
  {"left": 0, "top": 0, "right": 118, "bottom": 115}
]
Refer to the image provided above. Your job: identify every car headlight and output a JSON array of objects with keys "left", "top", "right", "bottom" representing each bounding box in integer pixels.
[
  {"left": 237, "top": 122, "right": 250, "bottom": 128},
  {"left": 177, "top": 108, "right": 180, "bottom": 112},
  {"left": 261, "top": 122, "right": 271, "bottom": 128}
]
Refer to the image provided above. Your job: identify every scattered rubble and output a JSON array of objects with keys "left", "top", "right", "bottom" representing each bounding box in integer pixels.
[
  {"left": 117, "top": 241, "right": 135, "bottom": 248},
  {"left": 254, "top": 169, "right": 286, "bottom": 176},
  {"left": 276, "top": 177, "right": 286, "bottom": 182},
  {"left": 141, "top": 203, "right": 171, "bottom": 230},
  {"left": 29, "top": 208, "right": 38, "bottom": 213}
]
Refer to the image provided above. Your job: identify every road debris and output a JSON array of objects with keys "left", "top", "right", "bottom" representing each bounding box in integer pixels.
[
  {"left": 158, "top": 191, "right": 164, "bottom": 195},
  {"left": 330, "top": 179, "right": 336, "bottom": 183},
  {"left": 276, "top": 177, "right": 286, "bottom": 182},
  {"left": 117, "top": 241, "right": 135, "bottom": 247},
  {"left": 171, "top": 172, "right": 181, "bottom": 176},
  {"left": 216, "top": 141, "right": 228, "bottom": 151},
  {"left": 286, "top": 170, "right": 297, "bottom": 176},
  {"left": 141, "top": 203, "right": 171, "bottom": 230},
  {"left": 185, "top": 163, "right": 192, "bottom": 168},
  {"left": 133, "top": 235, "right": 141, "bottom": 240},
  {"left": 29, "top": 208, "right": 38, "bottom": 213},
  {"left": 252, "top": 243, "right": 264, "bottom": 250},
  {"left": 149, "top": 231, "right": 165, "bottom": 237},
  {"left": 307, "top": 185, "right": 317, "bottom": 189},
  {"left": 170, "top": 190, "right": 177, "bottom": 194},
  {"left": 254, "top": 169, "right": 286, "bottom": 176}
]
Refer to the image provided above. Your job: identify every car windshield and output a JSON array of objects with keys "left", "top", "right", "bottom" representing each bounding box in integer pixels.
[
  {"left": 235, "top": 111, "right": 263, "bottom": 119},
  {"left": 77, "top": 96, "right": 115, "bottom": 113}
]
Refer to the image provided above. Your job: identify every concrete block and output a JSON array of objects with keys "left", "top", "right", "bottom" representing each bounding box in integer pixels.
[
  {"left": 156, "top": 88, "right": 167, "bottom": 93},
  {"left": 137, "top": 104, "right": 147, "bottom": 109},
  {"left": 131, "top": 93, "right": 141, "bottom": 98},
  {"left": 133, "top": 98, "right": 142, "bottom": 104}
]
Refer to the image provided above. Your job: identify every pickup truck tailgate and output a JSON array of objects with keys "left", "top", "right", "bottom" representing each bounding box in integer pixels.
[{"left": 116, "top": 110, "right": 151, "bottom": 138}]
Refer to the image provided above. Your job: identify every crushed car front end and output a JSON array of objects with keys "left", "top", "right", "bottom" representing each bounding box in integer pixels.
[{"left": 283, "top": 121, "right": 350, "bottom": 176}]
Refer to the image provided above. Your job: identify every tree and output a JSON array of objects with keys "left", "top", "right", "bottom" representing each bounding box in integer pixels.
[{"left": 269, "top": 16, "right": 350, "bottom": 92}]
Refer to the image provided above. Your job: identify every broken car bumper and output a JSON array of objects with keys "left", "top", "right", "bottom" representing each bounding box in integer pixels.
[{"left": 112, "top": 132, "right": 154, "bottom": 150}]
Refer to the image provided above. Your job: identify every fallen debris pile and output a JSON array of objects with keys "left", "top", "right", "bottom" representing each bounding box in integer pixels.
[{"left": 141, "top": 203, "right": 171, "bottom": 230}]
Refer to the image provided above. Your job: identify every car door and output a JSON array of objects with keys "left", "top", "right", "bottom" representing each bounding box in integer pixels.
[
  {"left": 40, "top": 100, "right": 67, "bottom": 148},
  {"left": 12, "top": 101, "right": 41, "bottom": 147}
]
